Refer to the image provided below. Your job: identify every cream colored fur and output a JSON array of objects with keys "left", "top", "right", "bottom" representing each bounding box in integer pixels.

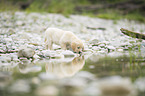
[{"left": 44, "top": 28, "right": 84, "bottom": 53}]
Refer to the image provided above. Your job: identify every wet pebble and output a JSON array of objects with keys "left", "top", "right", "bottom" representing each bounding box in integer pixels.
[
  {"left": 9, "top": 79, "right": 31, "bottom": 93},
  {"left": 61, "top": 50, "right": 75, "bottom": 57},
  {"left": 84, "top": 82, "right": 101, "bottom": 96},
  {"left": 98, "top": 43, "right": 106, "bottom": 48},
  {"left": 92, "top": 46, "right": 100, "bottom": 51},
  {"left": 74, "top": 71, "right": 96, "bottom": 81},
  {"left": 31, "top": 77, "right": 41, "bottom": 85},
  {"left": 107, "top": 45, "right": 116, "bottom": 52},
  {"left": 99, "top": 76, "right": 137, "bottom": 96},
  {"left": 0, "top": 72, "right": 12, "bottom": 88},
  {"left": 41, "top": 50, "right": 64, "bottom": 59},
  {"left": 61, "top": 77, "right": 87, "bottom": 88},
  {"left": 35, "top": 86, "right": 58, "bottom": 96},
  {"left": 89, "top": 38, "right": 99, "bottom": 45},
  {"left": 39, "top": 72, "right": 58, "bottom": 80},
  {"left": 117, "top": 48, "right": 124, "bottom": 52}
]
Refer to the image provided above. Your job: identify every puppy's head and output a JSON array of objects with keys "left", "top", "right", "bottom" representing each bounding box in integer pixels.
[{"left": 71, "top": 40, "right": 84, "bottom": 54}]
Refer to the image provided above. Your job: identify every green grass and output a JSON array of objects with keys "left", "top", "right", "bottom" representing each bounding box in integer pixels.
[
  {"left": 0, "top": 0, "right": 145, "bottom": 22},
  {"left": 125, "top": 12, "right": 145, "bottom": 22},
  {"left": 0, "top": 1, "right": 19, "bottom": 12},
  {"left": 97, "top": 13, "right": 122, "bottom": 20},
  {"left": 25, "top": 0, "right": 75, "bottom": 17},
  {"left": 96, "top": 10, "right": 145, "bottom": 22}
]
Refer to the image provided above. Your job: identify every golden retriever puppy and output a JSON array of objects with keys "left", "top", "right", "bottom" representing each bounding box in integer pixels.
[{"left": 44, "top": 28, "right": 84, "bottom": 54}]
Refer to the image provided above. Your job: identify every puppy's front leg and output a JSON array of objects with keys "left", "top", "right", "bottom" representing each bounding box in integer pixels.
[{"left": 60, "top": 43, "right": 67, "bottom": 50}]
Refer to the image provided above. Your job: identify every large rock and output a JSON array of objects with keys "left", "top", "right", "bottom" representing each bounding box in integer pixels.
[
  {"left": 35, "top": 86, "right": 58, "bottom": 96},
  {"left": 9, "top": 79, "right": 31, "bottom": 93},
  {"left": 17, "top": 46, "right": 35, "bottom": 59}
]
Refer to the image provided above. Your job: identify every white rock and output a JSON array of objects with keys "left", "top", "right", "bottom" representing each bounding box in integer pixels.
[
  {"left": 107, "top": 45, "right": 116, "bottom": 50},
  {"left": 31, "top": 77, "right": 41, "bottom": 85},
  {"left": 92, "top": 46, "right": 100, "bottom": 51},
  {"left": 61, "top": 50, "right": 75, "bottom": 57},
  {"left": 39, "top": 72, "right": 58, "bottom": 80},
  {"left": 84, "top": 82, "right": 101, "bottom": 96},
  {"left": 74, "top": 71, "right": 95, "bottom": 81},
  {"left": 18, "top": 46, "right": 35, "bottom": 58},
  {"left": 117, "top": 48, "right": 124, "bottom": 52},
  {"left": 99, "top": 76, "right": 137, "bottom": 96}
]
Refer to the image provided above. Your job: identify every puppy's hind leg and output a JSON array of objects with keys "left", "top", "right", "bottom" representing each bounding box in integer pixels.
[{"left": 45, "top": 38, "right": 53, "bottom": 50}]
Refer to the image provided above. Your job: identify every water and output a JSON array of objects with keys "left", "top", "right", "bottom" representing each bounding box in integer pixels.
[{"left": 0, "top": 51, "right": 145, "bottom": 96}]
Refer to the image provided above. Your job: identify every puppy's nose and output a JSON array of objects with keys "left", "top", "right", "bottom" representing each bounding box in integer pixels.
[{"left": 78, "top": 51, "right": 82, "bottom": 54}]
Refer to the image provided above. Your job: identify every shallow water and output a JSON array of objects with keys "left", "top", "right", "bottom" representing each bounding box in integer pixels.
[{"left": 0, "top": 51, "right": 145, "bottom": 96}]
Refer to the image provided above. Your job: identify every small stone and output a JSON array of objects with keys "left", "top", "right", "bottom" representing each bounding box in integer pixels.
[
  {"left": 61, "top": 50, "right": 75, "bottom": 57},
  {"left": 16, "top": 21, "right": 24, "bottom": 26},
  {"left": 92, "top": 46, "right": 100, "bottom": 51},
  {"left": 0, "top": 72, "right": 12, "bottom": 88},
  {"left": 89, "top": 38, "right": 99, "bottom": 44},
  {"left": 39, "top": 72, "right": 58, "bottom": 80},
  {"left": 50, "top": 54, "right": 64, "bottom": 59},
  {"left": 41, "top": 50, "right": 64, "bottom": 59},
  {"left": 41, "top": 50, "right": 51, "bottom": 57},
  {"left": 83, "top": 49, "right": 93, "bottom": 52},
  {"left": 107, "top": 46, "right": 115, "bottom": 50},
  {"left": 89, "top": 65, "right": 95, "bottom": 69},
  {"left": 61, "top": 77, "right": 87, "bottom": 88},
  {"left": 99, "top": 43, "right": 106, "bottom": 48},
  {"left": 117, "top": 48, "right": 123, "bottom": 52},
  {"left": 35, "top": 86, "right": 58, "bottom": 96},
  {"left": 31, "top": 77, "right": 41, "bottom": 85}
]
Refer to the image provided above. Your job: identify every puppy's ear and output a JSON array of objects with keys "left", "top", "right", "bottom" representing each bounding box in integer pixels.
[{"left": 71, "top": 42, "right": 76, "bottom": 52}]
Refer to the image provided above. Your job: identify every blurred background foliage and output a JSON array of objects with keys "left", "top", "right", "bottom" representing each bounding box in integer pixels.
[{"left": 0, "top": 0, "right": 145, "bottom": 22}]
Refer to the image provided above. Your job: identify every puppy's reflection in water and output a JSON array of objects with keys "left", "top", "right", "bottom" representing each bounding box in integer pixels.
[{"left": 45, "top": 56, "right": 85, "bottom": 78}]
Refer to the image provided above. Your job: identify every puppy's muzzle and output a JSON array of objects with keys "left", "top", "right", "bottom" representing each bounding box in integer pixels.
[{"left": 78, "top": 51, "right": 82, "bottom": 54}]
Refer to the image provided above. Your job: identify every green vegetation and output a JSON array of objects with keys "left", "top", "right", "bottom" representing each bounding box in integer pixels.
[
  {"left": 0, "top": 1, "right": 19, "bottom": 12},
  {"left": 96, "top": 10, "right": 123, "bottom": 20},
  {"left": 125, "top": 12, "right": 145, "bottom": 22},
  {"left": 0, "top": 0, "right": 145, "bottom": 22}
]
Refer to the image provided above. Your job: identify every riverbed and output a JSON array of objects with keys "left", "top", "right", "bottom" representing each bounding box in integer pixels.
[{"left": 0, "top": 12, "right": 145, "bottom": 96}]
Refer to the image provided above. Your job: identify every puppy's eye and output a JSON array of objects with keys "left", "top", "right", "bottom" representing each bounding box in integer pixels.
[{"left": 77, "top": 47, "right": 80, "bottom": 49}]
